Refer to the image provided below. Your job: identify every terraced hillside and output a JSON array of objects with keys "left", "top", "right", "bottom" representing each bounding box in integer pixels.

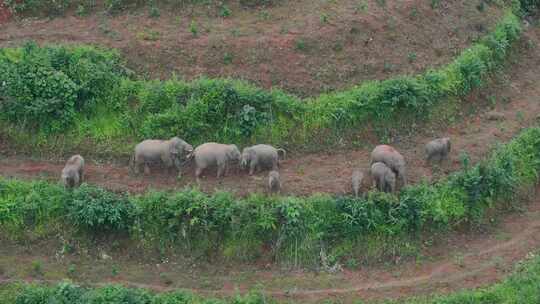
[
  {"left": 1, "top": 0, "right": 506, "bottom": 96},
  {"left": 0, "top": 1, "right": 539, "bottom": 303}
]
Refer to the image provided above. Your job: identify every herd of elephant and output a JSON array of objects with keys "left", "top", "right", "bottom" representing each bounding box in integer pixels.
[{"left": 60, "top": 137, "right": 451, "bottom": 196}]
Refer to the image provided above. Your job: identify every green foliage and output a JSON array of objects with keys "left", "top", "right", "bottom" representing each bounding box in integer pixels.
[
  {"left": 67, "top": 184, "right": 134, "bottom": 235},
  {"left": 3, "top": 0, "right": 70, "bottom": 16},
  {"left": 1, "top": 127, "right": 539, "bottom": 264},
  {"left": 0, "top": 42, "right": 127, "bottom": 134}
]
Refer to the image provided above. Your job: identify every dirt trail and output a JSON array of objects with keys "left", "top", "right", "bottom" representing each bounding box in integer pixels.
[{"left": 2, "top": 26, "right": 540, "bottom": 196}]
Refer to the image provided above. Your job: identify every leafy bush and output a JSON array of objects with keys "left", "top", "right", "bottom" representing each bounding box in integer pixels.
[
  {"left": 67, "top": 184, "right": 134, "bottom": 234},
  {"left": 0, "top": 42, "right": 127, "bottom": 133}
]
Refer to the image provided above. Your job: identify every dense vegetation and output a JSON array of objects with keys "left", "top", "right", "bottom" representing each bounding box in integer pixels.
[
  {"left": 2, "top": 250, "right": 540, "bottom": 303},
  {"left": 0, "top": 10, "right": 525, "bottom": 155},
  {"left": 1, "top": 126, "right": 539, "bottom": 265}
]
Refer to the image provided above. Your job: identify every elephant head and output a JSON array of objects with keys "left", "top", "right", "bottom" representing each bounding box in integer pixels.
[
  {"left": 169, "top": 137, "right": 193, "bottom": 168},
  {"left": 227, "top": 144, "right": 241, "bottom": 163},
  {"left": 443, "top": 137, "right": 451, "bottom": 153},
  {"left": 241, "top": 147, "right": 255, "bottom": 169},
  {"left": 396, "top": 161, "right": 407, "bottom": 186},
  {"left": 386, "top": 171, "right": 397, "bottom": 193}
]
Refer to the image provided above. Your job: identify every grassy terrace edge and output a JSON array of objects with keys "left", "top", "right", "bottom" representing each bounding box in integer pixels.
[
  {"left": 1, "top": 125, "right": 540, "bottom": 265},
  {"left": 1, "top": 251, "right": 540, "bottom": 303},
  {"left": 0, "top": 9, "right": 525, "bottom": 156}
]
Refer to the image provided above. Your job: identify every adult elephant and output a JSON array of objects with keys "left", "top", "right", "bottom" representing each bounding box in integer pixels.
[
  {"left": 241, "top": 144, "right": 286, "bottom": 175},
  {"left": 131, "top": 137, "right": 193, "bottom": 177},
  {"left": 370, "top": 144, "right": 407, "bottom": 187},
  {"left": 193, "top": 142, "right": 241, "bottom": 180}
]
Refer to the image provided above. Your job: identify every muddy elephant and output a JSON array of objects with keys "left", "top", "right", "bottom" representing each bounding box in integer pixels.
[
  {"left": 268, "top": 170, "right": 281, "bottom": 194},
  {"left": 61, "top": 154, "right": 85, "bottom": 189},
  {"left": 371, "top": 162, "right": 396, "bottom": 193},
  {"left": 351, "top": 169, "right": 364, "bottom": 198},
  {"left": 131, "top": 137, "right": 193, "bottom": 177},
  {"left": 241, "top": 144, "right": 286, "bottom": 175},
  {"left": 193, "top": 142, "right": 241, "bottom": 180},
  {"left": 425, "top": 137, "right": 451, "bottom": 164},
  {"left": 370, "top": 145, "right": 407, "bottom": 187}
]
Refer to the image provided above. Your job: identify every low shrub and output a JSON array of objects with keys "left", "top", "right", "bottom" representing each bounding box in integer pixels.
[
  {"left": 0, "top": 42, "right": 127, "bottom": 133},
  {"left": 67, "top": 184, "right": 134, "bottom": 235}
]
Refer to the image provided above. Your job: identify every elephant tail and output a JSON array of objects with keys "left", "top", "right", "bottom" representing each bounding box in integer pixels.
[{"left": 277, "top": 148, "right": 287, "bottom": 161}]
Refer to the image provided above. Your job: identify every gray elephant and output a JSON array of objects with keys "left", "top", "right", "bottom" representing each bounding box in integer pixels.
[
  {"left": 351, "top": 169, "right": 364, "bottom": 198},
  {"left": 425, "top": 137, "right": 451, "bottom": 164},
  {"left": 193, "top": 142, "right": 241, "bottom": 180},
  {"left": 61, "top": 154, "right": 85, "bottom": 189},
  {"left": 268, "top": 170, "right": 281, "bottom": 194},
  {"left": 370, "top": 144, "right": 407, "bottom": 187},
  {"left": 370, "top": 162, "right": 396, "bottom": 193},
  {"left": 131, "top": 137, "right": 193, "bottom": 177},
  {"left": 241, "top": 144, "right": 286, "bottom": 175}
]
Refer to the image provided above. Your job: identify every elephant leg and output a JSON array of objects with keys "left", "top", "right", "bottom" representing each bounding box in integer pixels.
[
  {"left": 217, "top": 164, "right": 225, "bottom": 178},
  {"left": 249, "top": 162, "right": 256, "bottom": 175},
  {"left": 144, "top": 163, "right": 150, "bottom": 175},
  {"left": 272, "top": 159, "right": 278, "bottom": 171},
  {"left": 226, "top": 163, "right": 232, "bottom": 176},
  {"left": 195, "top": 167, "right": 203, "bottom": 181}
]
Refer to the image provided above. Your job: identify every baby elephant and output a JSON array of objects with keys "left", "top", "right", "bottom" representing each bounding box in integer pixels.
[
  {"left": 268, "top": 170, "right": 281, "bottom": 194},
  {"left": 241, "top": 144, "right": 286, "bottom": 175},
  {"left": 61, "top": 155, "right": 85, "bottom": 189},
  {"left": 351, "top": 169, "right": 364, "bottom": 197},
  {"left": 371, "top": 162, "right": 396, "bottom": 193},
  {"left": 425, "top": 137, "right": 451, "bottom": 164},
  {"left": 194, "top": 142, "right": 241, "bottom": 180}
]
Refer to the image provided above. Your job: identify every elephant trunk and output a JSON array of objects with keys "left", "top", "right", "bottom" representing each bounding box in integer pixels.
[{"left": 399, "top": 166, "right": 407, "bottom": 186}]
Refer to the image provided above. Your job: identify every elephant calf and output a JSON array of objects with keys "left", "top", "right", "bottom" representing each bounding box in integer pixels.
[
  {"left": 425, "top": 137, "right": 451, "bottom": 164},
  {"left": 241, "top": 144, "right": 286, "bottom": 175},
  {"left": 371, "top": 162, "right": 396, "bottom": 193},
  {"left": 131, "top": 137, "right": 193, "bottom": 177},
  {"left": 351, "top": 169, "right": 364, "bottom": 197},
  {"left": 193, "top": 142, "right": 241, "bottom": 180},
  {"left": 371, "top": 145, "right": 407, "bottom": 187},
  {"left": 61, "top": 155, "right": 85, "bottom": 189},
  {"left": 268, "top": 170, "right": 281, "bottom": 194}
]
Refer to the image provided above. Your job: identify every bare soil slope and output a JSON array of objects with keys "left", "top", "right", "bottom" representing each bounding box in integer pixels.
[{"left": 0, "top": 0, "right": 504, "bottom": 96}]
